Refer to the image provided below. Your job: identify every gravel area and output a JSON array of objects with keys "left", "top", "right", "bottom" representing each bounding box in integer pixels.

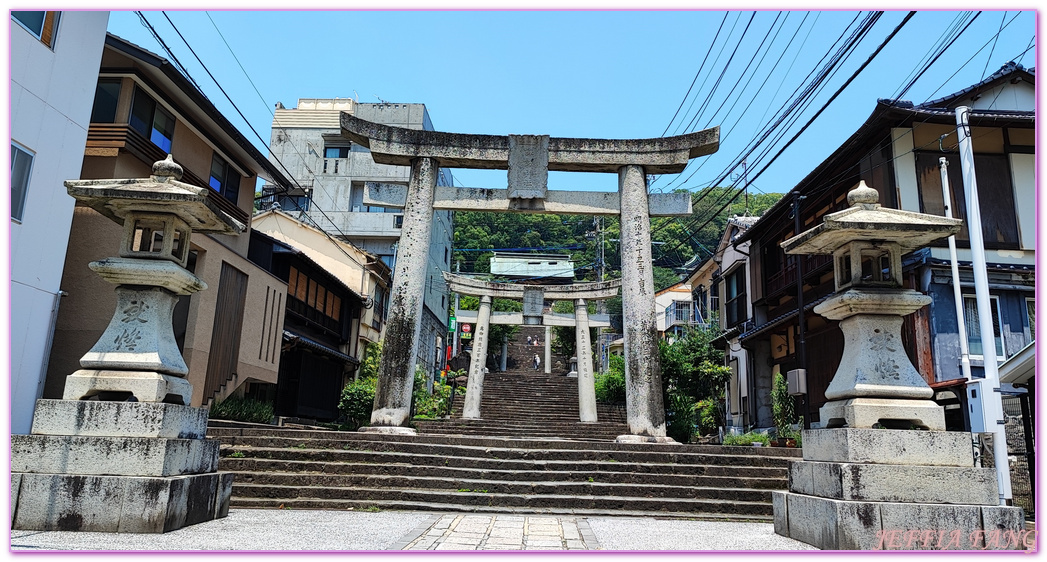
[
  {"left": 586, "top": 517, "right": 818, "bottom": 551},
  {"left": 11, "top": 509, "right": 433, "bottom": 551}
]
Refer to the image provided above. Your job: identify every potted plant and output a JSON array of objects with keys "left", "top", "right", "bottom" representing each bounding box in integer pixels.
[{"left": 771, "top": 371, "right": 795, "bottom": 447}]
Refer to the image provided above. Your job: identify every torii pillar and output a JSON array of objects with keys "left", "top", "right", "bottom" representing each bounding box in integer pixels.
[{"left": 343, "top": 115, "right": 719, "bottom": 440}]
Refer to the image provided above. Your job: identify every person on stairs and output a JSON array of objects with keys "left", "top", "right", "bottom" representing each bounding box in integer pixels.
[
  {"left": 526, "top": 335, "right": 532, "bottom": 346},
  {"left": 532, "top": 353, "right": 541, "bottom": 371}
]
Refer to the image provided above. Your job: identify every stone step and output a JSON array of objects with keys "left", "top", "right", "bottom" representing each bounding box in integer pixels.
[
  {"left": 230, "top": 471, "right": 773, "bottom": 502},
  {"left": 219, "top": 457, "right": 787, "bottom": 485},
  {"left": 227, "top": 498, "right": 774, "bottom": 521},
  {"left": 228, "top": 485, "right": 774, "bottom": 517},
  {"left": 207, "top": 427, "right": 802, "bottom": 459},
  {"left": 217, "top": 438, "right": 793, "bottom": 469}
]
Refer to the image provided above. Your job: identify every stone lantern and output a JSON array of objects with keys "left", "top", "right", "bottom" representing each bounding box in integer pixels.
[
  {"left": 771, "top": 182, "right": 1024, "bottom": 550},
  {"left": 61, "top": 155, "right": 244, "bottom": 405},
  {"left": 781, "top": 181, "right": 960, "bottom": 430},
  {"left": 10, "top": 156, "right": 244, "bottom": 533}
]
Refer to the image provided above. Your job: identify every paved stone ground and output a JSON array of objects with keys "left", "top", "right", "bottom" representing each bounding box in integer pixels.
[
  {"left": 396, "top": 513, "right": 599, "bottom": 550},
  {"left": 11, "top": 509, "right": 816, "bottom": 551}
]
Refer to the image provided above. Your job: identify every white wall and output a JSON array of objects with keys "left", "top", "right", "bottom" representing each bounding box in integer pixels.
[{"left": 9, "top": 11, "right": 109, "bottom": 433}]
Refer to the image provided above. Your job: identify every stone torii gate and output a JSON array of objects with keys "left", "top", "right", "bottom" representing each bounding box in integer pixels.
[
  {"left": 445, "top": 273, "right": 621, "bottom": 423},
  {"left": 343, "top": 115, "right": 719, "bottom": 442}
]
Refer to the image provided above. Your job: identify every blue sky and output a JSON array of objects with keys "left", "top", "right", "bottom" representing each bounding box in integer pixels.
[{"left": 105, "top": 10, "right": 1036, "bottom": 195}]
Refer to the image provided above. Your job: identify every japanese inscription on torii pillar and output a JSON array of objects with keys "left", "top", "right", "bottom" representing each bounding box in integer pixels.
[{"left": 342, "top": 114, "right": 718, "bottom": 443}]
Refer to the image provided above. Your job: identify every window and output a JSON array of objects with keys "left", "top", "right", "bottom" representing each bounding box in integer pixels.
[
  {"left": 12, "top": 11, "right": 59, "bottom": 47},
  {"left": 963, "top": 295, "right": 1005, "bottom": 360},
  {"left": 324, "top": 146, "right": 349, "bottom": 158},
  {"left": 916, "top": 152, "right": 1019, "bottom": 249},
  {"left": 129, "top": 86, "right": 175, "bottom": 153},
  {"left": 90, "top": 79, "right": 121, "bottom": 123},
  {"left": 209, "top": 154, "right": 240, "bottom": 204},
  {"left": 11, "top": 143, "right": 34, "bottom": 221},
  {"left": 1025, "top": 298, "right": 1035, "bottom": 341},
  {"left": 724, "top": 267, "right": 747, "bottom": 328},
  {"left": 276, "top": 194, "right": 310, "bottom": 212}
]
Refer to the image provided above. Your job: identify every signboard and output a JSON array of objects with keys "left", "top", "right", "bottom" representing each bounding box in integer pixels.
[
  {"left": 461, "top": 323, "right": 472, "bottom": 340},
  {"left": 449, "top": 316, "right": 456, "bottom": 332}
]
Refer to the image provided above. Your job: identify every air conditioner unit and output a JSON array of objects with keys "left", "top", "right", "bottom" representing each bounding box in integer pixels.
[
  {"left": 352, "top": 205, "right": 361, "bottom": 212},
  {"left": 787, "top": 369, "right": 807, "bottom": 395}
]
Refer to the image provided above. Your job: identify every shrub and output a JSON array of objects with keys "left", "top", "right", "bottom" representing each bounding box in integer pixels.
[
  {"left": 339, "top": 376, "right": 377, "bottom": 430},
  {"left": 722, "top": 432, "right": 771, "bottom": 446},
  {"left": 595, "top": 355, "right": 626, "bottom": 403},
  {"left": 771, "top": 371, "right": 795, "bottom": 439},
  {"left": 695, "top": 398, "right": 723, "bottom": 436},
  {"left": 209, "top": 396, "right": 274, "bottom": 424},
  {"left": 665, "top": 391, "right": 697, "bottom": 444},
  {"left": 413, "top": 367, "right": 454, "bottom": 419}
]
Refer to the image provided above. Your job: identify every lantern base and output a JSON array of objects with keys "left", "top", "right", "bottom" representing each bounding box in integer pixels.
[
  {"left": 819, "top": 397, "right": 946, "bottom": 430},
  {"left": 63, "top": 369, "right": 192, "bottom": 406}
]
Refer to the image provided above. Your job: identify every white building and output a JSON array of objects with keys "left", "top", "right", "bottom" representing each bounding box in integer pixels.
[
  {"left": 9, "top": 11, "right": 109, "bottom": 434},
  {"left": 263, "top": 100, "right": 454, "bottom": 377}
]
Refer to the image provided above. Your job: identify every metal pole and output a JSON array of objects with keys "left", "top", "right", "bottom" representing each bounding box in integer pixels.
[
  {"left": 792, "top": 191, "right": 810, "bottom": 430},
  {"left": 956, "top": 106, "right": 1012, "bottom": 503},
  {"left": 939, "top": 157, "right": 973, "bottom": 381}
]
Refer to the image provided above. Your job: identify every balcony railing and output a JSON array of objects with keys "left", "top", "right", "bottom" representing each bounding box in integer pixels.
[
  {"left": 665, "top": 301, "right": 710, "bottom": 329},
  {"left": 764, "top": 254, "right": 832, "bottom": 298}
]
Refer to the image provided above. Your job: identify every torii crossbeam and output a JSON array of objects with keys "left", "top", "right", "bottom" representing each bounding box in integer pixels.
[{"left": 343, "top": 114, "right": 719, "bottom": 443}]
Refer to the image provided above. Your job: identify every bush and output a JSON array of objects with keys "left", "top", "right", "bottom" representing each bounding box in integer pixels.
[
  {"left": 413, "top": 367, "right": 454, "bottom": 419},
  {"left": 665, "top": 391, "right": 696, "bottom": 444},
  {"left": 695, "top": 398, "right": 723, "bottom": 436},
  {"left": 209, "top": 396, "right": 274, "bottom": 424},
  {"left": 595, "top": 355, "right": 626, "bottom": 403},
  {"left": 722, "top": 432, "right": 771, "bottom": 447},
  {"left": 771, "top": 371, "right": 795, "bottom": 439},
  {"left": 339, "top": 376, "right": 376, "bottom": 430}
]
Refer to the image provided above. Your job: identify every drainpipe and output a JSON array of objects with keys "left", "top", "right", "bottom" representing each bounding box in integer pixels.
[
  {"left": 939, "top": 157, "right": 973, "bottom": 381},
  {"left": 792, "top": 191, "right": 810, "bottom": 430}
]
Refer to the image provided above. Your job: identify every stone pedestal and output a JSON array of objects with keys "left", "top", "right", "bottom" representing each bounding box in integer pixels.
[
  {"left": 11, "top": 400, "right": 232, "bottom": 533},
  {"left": 773, "top": 428, "right": 1024, "bottom": 550}
]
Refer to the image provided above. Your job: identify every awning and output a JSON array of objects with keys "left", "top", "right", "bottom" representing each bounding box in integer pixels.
[{"left": 282, "top": 329, "right": 359, "bottom": 365}]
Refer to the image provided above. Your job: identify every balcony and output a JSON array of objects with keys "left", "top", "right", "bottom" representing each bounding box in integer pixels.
[
  {"left": 665, "top": 301, "right": 709, "bottom": 330},
  {"left": 764, "top": 254, "right": 832, "bottom": 299},
  {"left": 85, "top": 123, "right": 249, "bottom": 227}
]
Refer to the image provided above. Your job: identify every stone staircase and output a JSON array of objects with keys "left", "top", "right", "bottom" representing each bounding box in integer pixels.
[
  {"left": 211, "top": 427, "right": 800, "bottom": 520},
  {"left": 416, "top": 325, "right": 629, "bottom": 440},
  {"left": 211, "top": 326, "right": 800, "bottom": 520}
]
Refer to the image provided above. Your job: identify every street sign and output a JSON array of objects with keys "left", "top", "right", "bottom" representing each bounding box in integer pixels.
[
  {"left": 449, "top": 316, "right": 456, "bottom": 332},
  {"left": 462, "top": 324, "right": 471, "bottom": 334}
]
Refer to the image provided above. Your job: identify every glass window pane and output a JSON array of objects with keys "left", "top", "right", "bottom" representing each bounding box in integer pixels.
[
  {"left": 209, "top": 156, "right": 226, "bottom": 192},
  {"left": 1027, "top": 299, "right": 1035, "bottom": 340},
  {"left": 12, "top": 11, "right": 46, "bottom": 35},
  {"left": 287, "top": 266, "right": 298, "bottom": 295},
  {"left": 295, "top": 272, "right": 308, "bottom": 301},
  {"left": 90, "top": 79, "right": 121, "bottom": 123},
  {"left": 964, "top": 296, "right": 1005, "bottom": 359},
  {"left": 129, "top": 87, "right": 155, "bottom": 138},
  {"left": 151, "top": 106, "right": 175, "bottom": 153},
  {"left": 11, "top": 144, "right": 34, "bottom": 221},
  {"left": 315, "top": 285, "right": 326, "bottom": 312}
]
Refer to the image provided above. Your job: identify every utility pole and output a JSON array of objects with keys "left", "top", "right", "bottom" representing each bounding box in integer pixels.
[
  {"left": 956, "top": 106, "right": 1012, "bottom": 504},
  {"left": 792, "top": 191, "right": 810, "bottom": 430}
]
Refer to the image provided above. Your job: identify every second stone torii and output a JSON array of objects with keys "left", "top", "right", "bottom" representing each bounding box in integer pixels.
[
  {"left": 444, "top": 273, "right": 621, "bottom": 423},
  {"left": 342, "top": 114, "right": 719, "bottom": 442}
]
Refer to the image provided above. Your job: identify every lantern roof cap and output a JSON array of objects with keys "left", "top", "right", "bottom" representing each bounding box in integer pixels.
[
  {"left": 781, "top": 181, "right": 961, "bottom": 255},
  {"left": 64, "top": 155, "right": 245, "bottom": 234}
]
